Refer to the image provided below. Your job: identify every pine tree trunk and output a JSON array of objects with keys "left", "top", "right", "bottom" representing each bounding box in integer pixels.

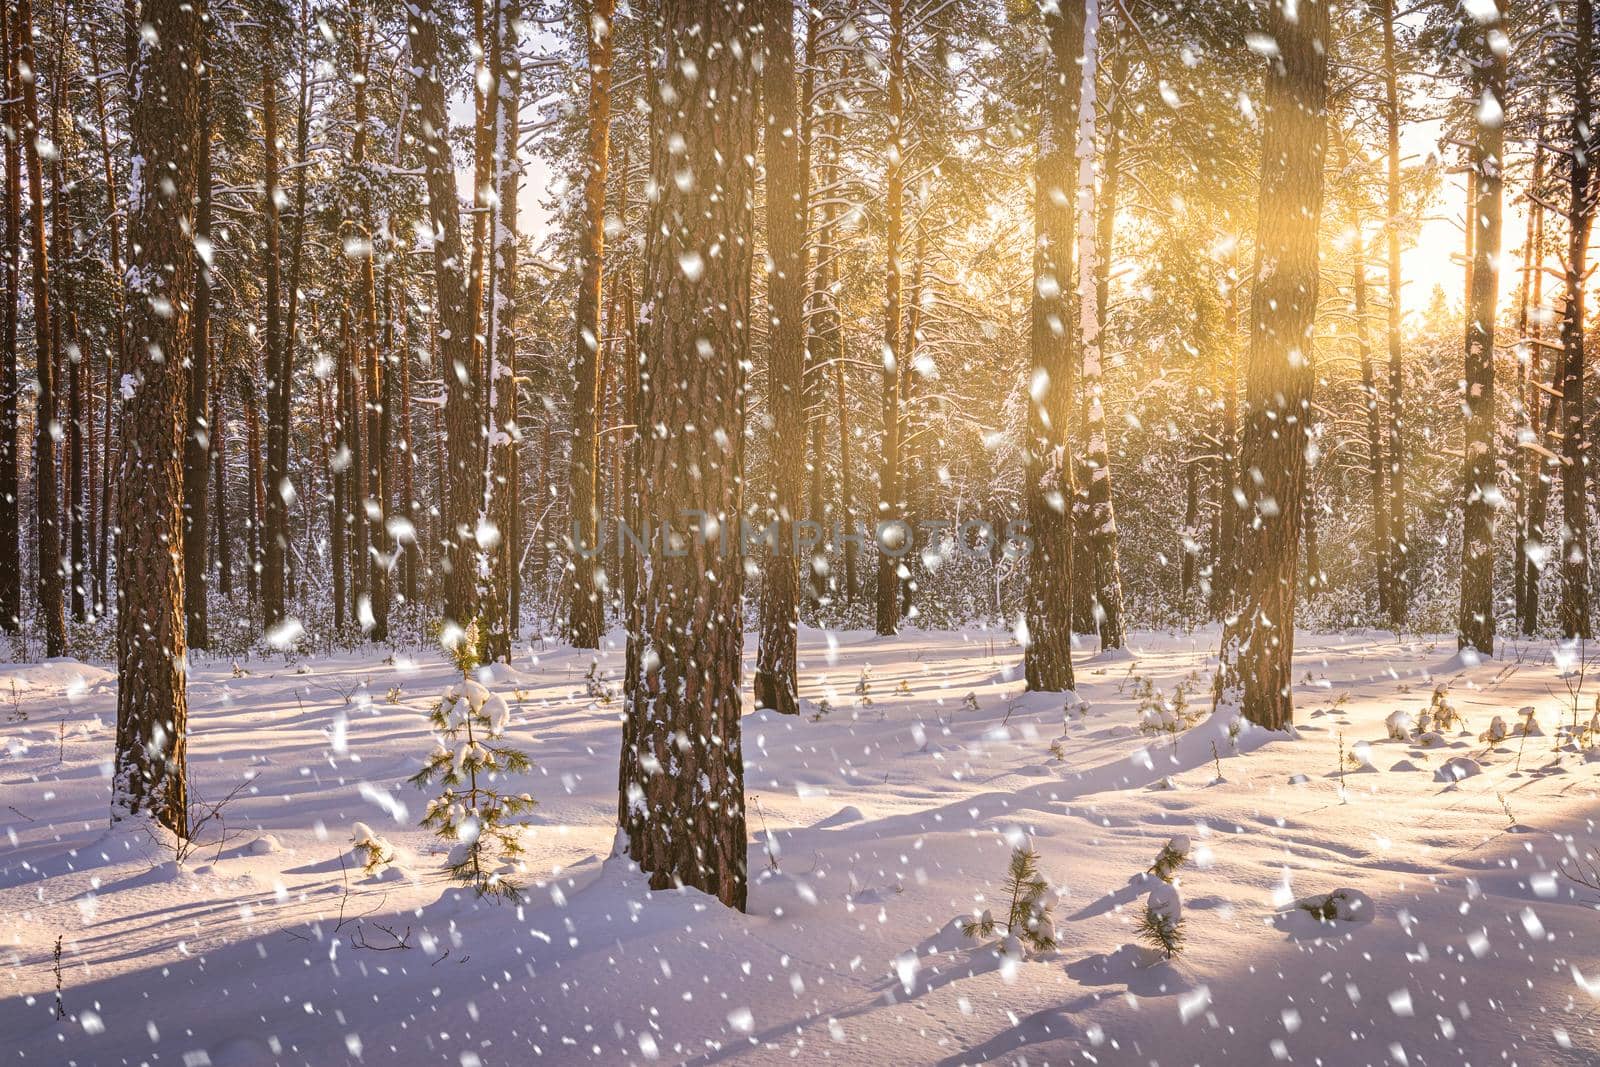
[
  {"left": 1023, "top": 0, "right": 1084, "bottom": 694},
  {"left": 1457, "top": 2, "right": 1505, "bottom": 656},
  {"left": 1558, "top": 0, "right": 1593, "bottom": 641},
  {"left": 1209, "top": 241, "right": 1241, "bottom": 621},
  {"left": 480, "top": 0, "right": 521, "bottom": 664},
  {"left": 566, "top": 0, "right": 615, "bottom": 649},
  {"left": 1522, "top": 165, "right": 1551, "bottom": 635},
  {"left": 89, "top": 24, "right": 123, "bottom": 619},
  {"left": 1379, "top": 0, "right": 1409, "bottom": 627},
  {"left": 260, "top": 53, "right": 289, "bottom": 630},
  {"left": 1513, "top": 127, "right": 1543, "bottom": 632},
  {"left": 183, "top": 61, "right": 211, "bottom": 649},
  {"left": 755, "top": 0, "right": 808, "bottom": 715},
  {"left": 1075, "top": 0, "right": 1127, "bottom": 650},
  {"left": 113, "top": 0, "right": 200, "bottom": 834},
  {"left": 16, "top": 0, "right": 65, "bottom": 655},
  {"left": 1215, "top": 0, "right": 1329, "bottom": 730},
  {"left": 410, "top": 0, "right": 481, "bottom": 630},
  {"left": 0, "top": 2, "right": 21, "bottom": 632},
  {"left": 618, "top": 0, "right": 757, "bottom": 912},
  {"left": 875, "top": 0, "right": 907, "bottom": 637},
  {"left": 1352, "top": 228, "right": 1390, "bottom": 611},
  {"left": 351, "top": 11, "right": 387, "bottom": 642},
  {"left": 213, "top": 379, "right": 231, "bottom": 600}
]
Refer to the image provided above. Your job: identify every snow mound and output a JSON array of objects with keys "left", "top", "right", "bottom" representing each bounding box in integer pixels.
[
  {"left": 248, "top": 834, "right": 284, "bottom": 856},
  {"left": 812, "top": 805, "right": 864, "bottom": 828},
  {"left": 1434, "top": 756, "right": 1482, "bottom": 784},
  {"left": 1294, "top": 887, "right": 1374, "bottom": 924}
]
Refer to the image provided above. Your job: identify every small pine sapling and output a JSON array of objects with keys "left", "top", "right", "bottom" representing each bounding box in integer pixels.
[
  {"left": 963, "top": 691, "right": 980, "bottom": 714},
  {"left": 410, "top": 620, "right": 536, "bottom": 899},
  {"left": 1147, "top": 834, "right": 1190, "bottom": 882},
  {"left": 962, "top": 846, "right": 1057, "bottom": 952},
  {"left": 1137, "top": 882, "right": 1185, "bottom": 959},
  {"left": 350, "top": 821, "right": 396, "bottom": 877},
  {"left": 855, "top": 667, "right": 873, "bottom": 707}
]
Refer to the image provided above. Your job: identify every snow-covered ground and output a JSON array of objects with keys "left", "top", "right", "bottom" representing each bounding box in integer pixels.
[{"left": 4, "top": 627, "right": 1600, "bottom": 1065}]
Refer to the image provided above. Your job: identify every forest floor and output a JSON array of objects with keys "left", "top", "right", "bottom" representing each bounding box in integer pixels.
[{"left": 3, "top": 626, "right": 1600, "bottom": 1065}]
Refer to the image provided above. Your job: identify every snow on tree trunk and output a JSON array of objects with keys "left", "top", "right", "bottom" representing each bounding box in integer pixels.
[
  {"left": 480, "top": 0, "right": 522, "bottom": 664},
  {"left": 1073, "top": 0, "right": 1127, "bottom": 651}
]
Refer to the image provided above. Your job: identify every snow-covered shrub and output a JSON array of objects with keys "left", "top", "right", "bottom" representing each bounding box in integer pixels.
[
  {"left": 1384, "top": 709, "right": 1415, "bottom": 740},
  {"left": 409, "top": 620, "right": 535, "bottom": 899},
  {"left": 1418, "top": 685, "right": 1465, "bottom": 734},
  {"left": 351, "top": 822, "right": 395, "bottom": 877},
  {"left": 1147, "top": 834, "right": 1189, "bottom": 883},
  {"left": 1480, "top": 715, "right": 1508, "bottom": 743},
  {"left": 1137, "top": 882, "right": 1185, "bottom": 959},
  {"left": 961, "top": 846, "right": 1057, "bottom": 953},
  {"left": 1296, "top": 887, "right": 1371, "bottom": 924}
]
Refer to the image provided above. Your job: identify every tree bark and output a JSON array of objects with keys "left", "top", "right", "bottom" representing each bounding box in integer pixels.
[
  {"left": 0, "top": 1, "right": 20, "bottom": 632},
  {"left": 566, "top": 0, "right": 615, "bottom": 649},
  {"left": 1558, "top": 0, "right": 1593, "bottom": 640},
  {"left": 1379, "top": 0, "right": 1409, "bottom": 627},
  {"left": 1214, "top": 0, "right": 1329, "bottom": 729},
  {"left": 260, "top": 50, "right": 288, "bottom": 630},
  {"left": 410, "top": 0, "right": 482, "bottom": 630},
  {"left": 874, "top": 0, "right": 906, "bottom": 637},
  {"left": 16, "top": 0, "right": 65, "bottom": 655},
  {"left": 1456, "top": 1, "right": 1505, "bottom": 655},
  {"left": 1075, "top": 0, "right": 1127, "bottom": 650},
  {"left": 113, "top": 0, "right": 201, "bottom": 834},
  {"left": 755, "top": 0, "right": 809, "bottom": 715},
  {"left": 480, "top": 0, "right": 521, "bottom": 663},
  {"left": 183, "top": 59, "right": 211, "bottom": 649},
  {"left": 1023, "top": 0, "right": 1084, "bottom": 693},
  {"left": 617, "top": 0, "right": 758, "bottom": 912},
  {"left": 1352, "top": 225, "right": 1391, "bottom": 611}
]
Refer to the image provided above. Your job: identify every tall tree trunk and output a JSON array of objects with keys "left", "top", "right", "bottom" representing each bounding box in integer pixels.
[
  {"left": 16, "top": 0, "right": 65, "bottom": 655},
  {"left": 349, "top": 10, "right": 386, "bottom": 642},
  {"left": 875, "top": 0, "right": 907, "bottom": 637},
  {"left": 1522, "top": 146, "right": 1551, "bottom": 635},
  {"left": 1352, "top": 225, "right": 1391, "bottom": 611},
  {"left": 1513, "top": 122, "right": 1543, "bottom": 631},
  {"left": 88, "top": 25, "right": 123, "bottom": 619},
  {"left": 0, "top": 1, "right": 20, "bottom": 632},
  {"left": 183, "top": 60, "right": 211, "bottom": 649},
  {"left": 1558, "top": 0, "right": 1593, "bottom": 640},
  {"left": 260, "top": 51, "right": 289, "bottom": 630},
  {"left": 617, "top": 0, "right": 757, "bottom": 912},
  {"left": 1379, "top": 0, "right": 1409, "bottom": 627},
  {"left": 330, "top": 311, "right": 349, "bottom": 632},
  {"left": 755, "top": 0, "right": 808, "bottom": 715},
  {"left": 566, "top": 0, "right": 615, "bottom": 648},
  {"left": 410, "top": 0, "right": 481, "bottom": 630},
  {"left": 1456, "top": 1, "right": 1505, "bottom": 655},
  {"left": 1210, "top": 239, "right": 1242, "bottom": 620},
  {"left": 480, "top": 0, "right": 521, "bottom": 663},
  {"left": 1075, "top": 0, "right": 1127, "bottom": 649},
  {"left": 1215, "top": 0, "right": 1329, "bottom": 729},
  {"left": 113, "top": 0, "right": 201, "bottom": 834},
  {"left": 1023, "top": 0, "right": 1084, "bottom": 693},
  {"left": 212, "top": 377, "right": 230, "bottom": 600}
]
